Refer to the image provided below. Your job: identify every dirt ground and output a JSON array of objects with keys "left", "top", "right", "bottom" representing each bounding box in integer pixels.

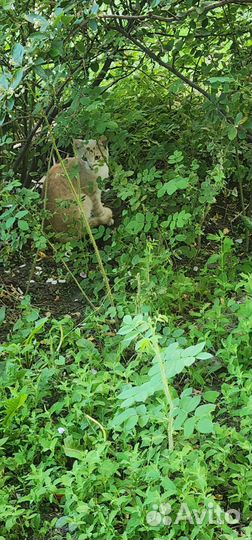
[{"left": 0, "top": 253, "right": 89, "bottom": 342}]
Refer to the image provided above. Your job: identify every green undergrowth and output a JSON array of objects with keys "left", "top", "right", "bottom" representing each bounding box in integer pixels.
[
  {"left": 1, "top": 51, "right": 252, "bottom": 540},
  {"left": 0, "top": 240, "right": 251, "bottom": 539}
]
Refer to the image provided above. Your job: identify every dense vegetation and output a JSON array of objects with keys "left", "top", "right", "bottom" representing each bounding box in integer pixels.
[{"left": 0, "top": 0, "right": 251, "bottom": 539}]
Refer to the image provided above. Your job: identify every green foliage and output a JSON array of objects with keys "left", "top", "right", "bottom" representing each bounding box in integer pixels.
[
  {"left": 0, "top": 270, "right": 251, "bottom": 539},
  {"left": 0, "top": 179, "right": 47, "bottom": 261},
  {"left": 0, "top": 0, "right": 252, "bottom": 538},
  {"left": 111, "top": 315, "right": 214, "bottom": 437}
]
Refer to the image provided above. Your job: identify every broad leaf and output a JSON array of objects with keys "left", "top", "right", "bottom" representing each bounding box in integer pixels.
[
  {"left": 0, "top": 307, "right": 6, "bottom": 326},
  {"left": 12, "top": 43, "right": 25, "bottom": 66},
  {"left": 194, "top": 404, "right": 215, "bottom": 418},
  {"left": 227, "top": 126, "right": 237, "bottom": 141},
  {"left": 10, "top": 68, "right": 24, "bottom": 90},
  {"left": 184, "top": 417, "right": 196, "bottom": 438},
  {"left": 197, "top": 417, "right": 214, "bottom": 434}
]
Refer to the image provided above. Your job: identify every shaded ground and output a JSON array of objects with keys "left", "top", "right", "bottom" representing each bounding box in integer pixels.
[{"left": 0, "top": 254, "right": 88, "bottom": 342}]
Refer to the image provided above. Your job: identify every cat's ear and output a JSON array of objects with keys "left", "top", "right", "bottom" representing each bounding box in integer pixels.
[
  {"left": 73, "top": 138, "right": 86, "bottom": 157},
  {"left": 98, "top": 135, "right": 107, "bottom": 146}
]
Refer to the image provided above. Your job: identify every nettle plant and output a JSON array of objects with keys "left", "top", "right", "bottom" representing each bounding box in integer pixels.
[{"left": 110, "top": 315, "right": 214, "bottom": 451}]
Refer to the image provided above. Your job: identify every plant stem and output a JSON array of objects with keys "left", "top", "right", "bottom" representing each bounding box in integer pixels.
[
  {"left": 151, "top": 328, "right": 174, "bottom": 451},
  {"left": 235, "top": 148, "right": 249, "bottom": 252}
]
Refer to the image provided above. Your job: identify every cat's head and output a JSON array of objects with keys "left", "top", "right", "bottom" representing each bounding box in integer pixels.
[{"left": 73, "top": 137, "right": 109, "bottom": 167}]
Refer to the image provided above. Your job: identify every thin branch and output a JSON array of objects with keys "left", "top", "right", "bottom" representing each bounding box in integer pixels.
[
  {"left": 110, "top": 24, "right": 252, "bottom": 142},
  {"left": 13, "top": 61, "right": 83, "bottom": 171},
  {"left": 100, "top": 12, "right": 177, "bottom": 23},
  {"left": 202, "top": 0, "right": 252, "bottom": 13},
  {"left": 109, "top": 25, "right": 213, "bottom": 102},
  {"left": 100, "top": 0, "right": 251, "bottom": 23},
  {"left": 92, "top": 57, "right": 114, "bottom": 87},
  {"left": 138, "top": 66, "right": 173, "bottom": 91},
  {"left": 145, "top": 29, "right": 250, "bottom": 38},
  {"left": 99, "top": 56, "right": 145, "bottom": 94}
]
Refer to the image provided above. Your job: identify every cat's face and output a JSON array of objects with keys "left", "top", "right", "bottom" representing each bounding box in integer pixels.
[{"left": 73, "top": 137, "right": 109, "bottom": 168}]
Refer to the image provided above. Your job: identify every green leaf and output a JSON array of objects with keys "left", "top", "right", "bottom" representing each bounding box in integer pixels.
[
  {"left": 0, "top": 307, "right": 6, "bottom": 326},
  {"left": 10, "top": 68, "right": 24, "bottom": 90},
  {"left": 117, "top": 374, "right": 163, "bottom": 408},
  {"left": 227, "top": 126, "right": 237, "bottom": 141},
  {"left": 125, "top": 414, "right": 138, "bottom": 431},
  {"left": 7, "top": 97, "right": 14, "bottom": 111},
  {"left": 241, "top": 215, "right": 252, "bottom": 231},
  {"left": 91, "top": 2, "right": 99, "bottom": 14},
  {"left": 158, "top": 177, "right": 188, "bottom": 197},
  {"left": 180, "top": 395, "right": 201, "bottom": 413},
  {"left": 194, "top": 404, "right": 215, "bottom": 418},
  {"left": 0, "top": 437, "right": 8, "bottom": 448},
  {"left": 76, "top": 503, "right": 89, "bottom": 514},
  {"left": 18, "top": 220, "right": 29, "bottom": 231},
  {"left": 25, "top": 13, "right": 49, "bottom": 30},
  {"left": 2, "top": 393, "right": 28, "bottom": 425},
  {"left": 197, "top": 417, "right": 214, "bottom": 434},
  {"left": 99, "top": 460, "right": 119, "bottom": 477},
  {"left": 55, "top": 516, "right": 69, "bottom": 528},
  {"left": 125, "top": 213, "right": 145, "bottom": 235},
  {"left": 12, "top": 43, "right": 25, "bottom": 66},
  {"left": 203, "top": 391, "right": 219, "bottom": 403},
  {"left": 15, "top": 210, "right": 28, "bottom": 219},
  {"left": 5, "top": 216, "right": 16, "bottom": 229},
  {"left": 151, "top": 340, "right": 205, "bottom": 380},
  {"left": 34, "top": 65, "right": 47, "bottom": 79},
  {"left": 0, "top": 114, "right": 6, "bottom": 126},
  {"left": 196, "top": 352, "right": 213, "bottom": 360},
  {"left": 173, "top": 410, "right": 188, "bottom": 430},
  {"left": 90, "top": 61, "right": 99, "bottom": 72},
  {"left": 182, "top": 342, "right": 205, "bottom": 358},
  {"left": 88, "top": 19, "right": 98, "bottom": 31},
  {"left": 63, "top": 437, "right": 85, "bottom": 460},
  {"left": 110, "top": 407, "right": 137, "bottom": 428},
  {"left": 34, "top": 317, "right": 48, "bottom": 329},
  {"left": 208, "top": 76, "right": 234, "bottom": 84},
  {"left": 235, "top": 112, "right": 243, "bottom": 125},
  {"left": 184, "top": 416, "right": 196, "bottom": 438},
  {"left": 69, "top": 162, "right": 81, "bottom": 180},
  {"left": 161, "top": 477, "right": 177, "bottom": 495},
  {"left": 50, "top": 39, "right": 64, "bottom": 59},
  {"left": 0, "top": 75, "right": 9, "bottom": 90},
  {"left": 168, "top": 151, "right": 184, "bottom": 164},
  {"left": 206, "top": 253, "right": 220, "bottom": 265}
]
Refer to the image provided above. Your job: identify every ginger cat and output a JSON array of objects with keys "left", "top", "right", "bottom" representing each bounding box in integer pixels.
[{"left": 42, "top": 137, "right": 113, "bottom": 240}]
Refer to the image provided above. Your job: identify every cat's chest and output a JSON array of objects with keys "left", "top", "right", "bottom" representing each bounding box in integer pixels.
[
  {"left": 94, "top": 163, "right": 109, "bottom": 179},
  {"left": 83, "top": 161, "right": 109, "bottom": 180}
]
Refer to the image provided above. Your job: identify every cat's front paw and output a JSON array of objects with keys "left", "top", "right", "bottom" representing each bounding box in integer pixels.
[{"left": 102, "top": 207, "right": 113, "bottom": 225}]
